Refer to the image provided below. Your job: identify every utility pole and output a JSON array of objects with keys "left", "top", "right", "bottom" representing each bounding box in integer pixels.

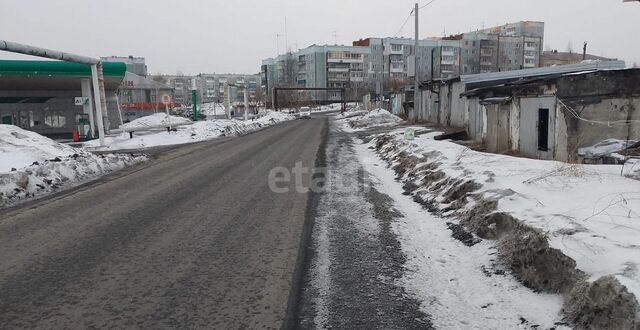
[
  {"left": 244, "top": 85, "right": 249, "bottom": 121},
  {"left": 413, "top": 2, "right": 419, "bottom": 122}
]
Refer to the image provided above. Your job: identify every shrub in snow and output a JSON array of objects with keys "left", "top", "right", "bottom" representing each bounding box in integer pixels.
[{"left": 564, "top": 275, "right": 639, "bottom": 330}]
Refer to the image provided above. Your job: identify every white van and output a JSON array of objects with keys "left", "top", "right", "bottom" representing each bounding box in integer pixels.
[{"left": 298, "top": 106, "right": 311, "bottom": 119}]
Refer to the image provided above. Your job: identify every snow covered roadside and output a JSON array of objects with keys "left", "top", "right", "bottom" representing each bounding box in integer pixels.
[
  {"left": 120, "top": 113, "right": 191, "bottom": 129},
  {"left": 353, "top": 139, "right": 567, "bottom": 329},
  {"left": 355, "top": 124, "right": 640, "bottom": 328},
  {"left": 85, "top": 111, "right": 295, "bottom": 151},
  {"left": 0, "top": 125, "right": 146, "bottom": 208},
  {"left": 337, "top": 109, "right": 404, "bottom": 132}
]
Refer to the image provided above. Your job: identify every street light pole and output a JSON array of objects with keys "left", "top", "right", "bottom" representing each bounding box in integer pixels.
[{"left": 244, "top": 85, "right": 249, "bottom": 121}]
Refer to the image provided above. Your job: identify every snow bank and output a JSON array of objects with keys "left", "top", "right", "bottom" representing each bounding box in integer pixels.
[
  {"left": 0, "top": 124, "right": 80, "bottom": 172},
  {"left": 340, "top": 109, "right": 403, "bottom": 130},
  {"left": 355, "top": 140, "right": 567, "bottom": 329},
  {"left": 85, "top": 111, "right": 295, "bottom": 151},
  {"left": 121, "top": 113, "right": 191, "bottom": 129},
  {"left": 0, "top": 125, "right": 146, "bottom": 208},
  {"left": 368, "top": 127, "right": 640, "bottom": 327}
]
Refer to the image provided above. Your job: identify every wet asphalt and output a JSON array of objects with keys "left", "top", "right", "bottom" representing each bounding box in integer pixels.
[
  {"left": 296, "top": 119, "right": 432, "bottom": 329},
  {"left": 0, "top": 117, "right": 326, "bottom": 329},
  {"left": 0, "top": 114, "right": 432, "bottom": 329}
]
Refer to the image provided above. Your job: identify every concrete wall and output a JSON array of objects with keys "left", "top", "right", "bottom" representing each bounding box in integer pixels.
[
  {"left": 466, "top": 97, "right": 484, "bottom": 142},
  {"left": 439, "top": 83, "right": 451, "bottom": 126},
  {"left": 559, "top": 97, "right": 640, "bottom": 162},
  {"left": 450, "top": 82, "right": 466, "bottom": 128},
  {"left": 518, "top": 96, "right": 557, "bottom": 160}
]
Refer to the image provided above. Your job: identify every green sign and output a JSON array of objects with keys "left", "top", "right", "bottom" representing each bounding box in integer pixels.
[{"left": 404, "top": 128, "right": 415, "bottom": 141}]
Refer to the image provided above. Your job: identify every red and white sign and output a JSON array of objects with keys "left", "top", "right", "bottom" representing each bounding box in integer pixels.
[{"left": 161, "top": 94, "right": 171, "bottom": 105}]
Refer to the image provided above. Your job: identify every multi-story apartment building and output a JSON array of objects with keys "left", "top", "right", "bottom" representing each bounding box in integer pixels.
[
  {"left": 479, "top": 21, "right": 545, "bottom": 45},
  {"left": 195, "top": 73, "right": 261, "bottom": 103},
  {"left": 150, "top": 75, "right": 194, "bottom": 105},
  {"left": 450, "top": 21, "right": 545, "bottom": 75},
  {"left": 261, "top": 21, "right": 545, "bottom": 101},
  {"left": 262, "top": 45, "right": 371, "bottom": 102}
]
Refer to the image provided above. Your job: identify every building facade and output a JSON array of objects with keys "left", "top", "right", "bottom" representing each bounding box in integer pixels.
[
  {"left": 195, "top": 73, "right": 261, "bottom": 104},
  {"left": 261, "top": 21, "right": 546, "bottom": 103},
  {"left": 262, "top": 45, "right": 371, "bottom": 103},
  {"left": 102, "top": 57, "right": 175, "bottom": 122}
]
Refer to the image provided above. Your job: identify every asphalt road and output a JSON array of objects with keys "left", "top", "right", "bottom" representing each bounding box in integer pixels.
[
  {"left": 296, "top": 121, "right": 432, "bottom": 329},
  {"left": 0, "top": 117, "right": 327, "bottom": 329}
]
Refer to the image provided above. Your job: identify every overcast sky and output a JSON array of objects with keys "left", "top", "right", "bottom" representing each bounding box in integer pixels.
[{"left": 2, "top": 0, "right": 639, "bottom": 75}]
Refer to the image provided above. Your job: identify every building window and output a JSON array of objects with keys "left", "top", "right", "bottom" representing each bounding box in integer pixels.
[
  {"left": 391, "top": 44, "right": 402, "bottom": 51},
  {"left": 44, "top": 111, "right": 66, "bottom": 128}
]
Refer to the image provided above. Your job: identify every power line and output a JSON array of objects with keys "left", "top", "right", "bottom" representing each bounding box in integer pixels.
[
  {"left": 557, "top": 97, "right": 640, "bottom": 126},
  {"left": 394, "top": 1, "right": 437, "bottom": 38},
  {"left": 419, "top": 0, "right": 437, "bottom": 10},
  {"left": 394, "top": 9, "right": 414, "bottom": 37}
]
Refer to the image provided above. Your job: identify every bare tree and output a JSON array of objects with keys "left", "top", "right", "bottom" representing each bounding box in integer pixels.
[{"left": 383, "top": 76, "right": 407, "bottom": 94}]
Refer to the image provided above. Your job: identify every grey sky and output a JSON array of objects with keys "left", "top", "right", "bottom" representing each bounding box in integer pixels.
[{"left": 2, "top": 0, "right": 639, "bottom": 75}]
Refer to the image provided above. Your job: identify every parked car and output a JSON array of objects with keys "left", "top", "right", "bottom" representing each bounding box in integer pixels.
[{"left": 298, "top": 106, "right": 311, "bottom": 119}]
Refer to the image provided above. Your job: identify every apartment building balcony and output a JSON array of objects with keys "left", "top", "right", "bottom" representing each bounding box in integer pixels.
[
  {"left": 327, "top": 58, "right": 363, "bottom": 64},
  {"left": 390, "top": 66, "right": 404, "bottom": 73},
  {"left": 441, "top": 50, "right": 455, "bottom": 57},
  {"left": 440, "top": 60, "right": 455, "bottom": 65},
  {"left": 328, "top": 67, "right": 349, "bottom": 72}
]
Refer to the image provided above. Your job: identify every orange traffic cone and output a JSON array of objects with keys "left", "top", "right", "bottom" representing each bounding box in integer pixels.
[{"left": 72, "top": 129, "right": 80, "bottom": 142}]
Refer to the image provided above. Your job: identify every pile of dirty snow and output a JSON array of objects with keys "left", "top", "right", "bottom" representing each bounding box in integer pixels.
[
  {"left": 0, "top": 124, "right": 80, "bottom": 172},
  {"left": 121, "top": 113, "right": 191, "bottom": 129},
  {"left": 196, "top": 103, "right": 225, "bottom": 116},
  {"left": 341, "top": 109, "right": 403, "bottom": 130},
  {"left": 367, "top": 127, "right": 640, "bottom": 328},
  {"left": 85, "top": 111, "right": 295, "bottom": 151},
  {"left": 0, "top": 125, "right": 145, "bottom": 207}
]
